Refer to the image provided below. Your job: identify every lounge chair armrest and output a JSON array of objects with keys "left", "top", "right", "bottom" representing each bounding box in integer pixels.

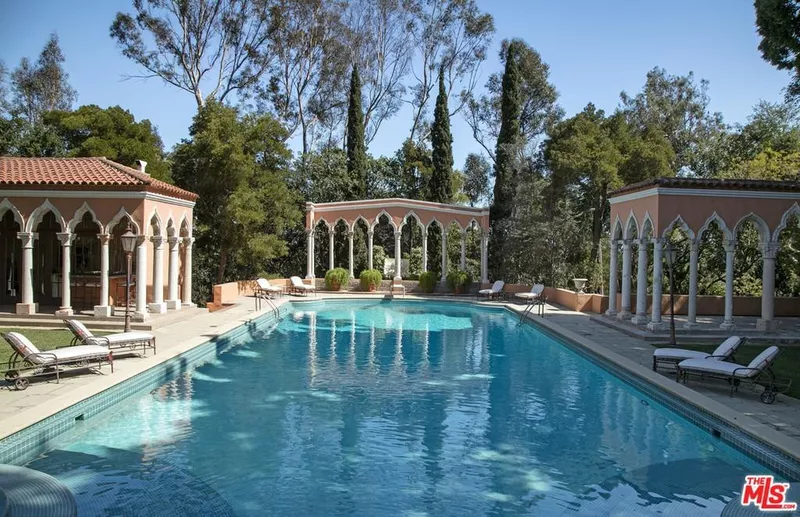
[
  {"left": 28, "top": 352, "right": 57, "bottom": 363},
  {"left": 732, "top": 366, "right": 759, "bottom": 377},
  {"left": 706, "top": 354, "right": 730, "bottom": 359}
]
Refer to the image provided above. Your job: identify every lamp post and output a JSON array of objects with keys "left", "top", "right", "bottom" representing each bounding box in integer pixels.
[
  {"left": 665, "top": 243, "right": 677, "bottom": 347},
  {"left": 120, "top": 223, "right": 138, "bottom": 333}
]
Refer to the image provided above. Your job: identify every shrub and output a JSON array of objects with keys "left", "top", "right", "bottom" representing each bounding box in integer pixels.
[
  {"left": 360, "top": 269, "right": 382, "bottom": 291},
  {"left": 419, "top": 271, "right": 438, "bottom": 293},
  {"left": 325, "top": 268, "right": 350, "bottom": 290},
  {"left": 446, "top": 270, "right": 473, "bottom": 292},
  {"left": 372, "top": 245, "right": 387, "bottom": 277}
]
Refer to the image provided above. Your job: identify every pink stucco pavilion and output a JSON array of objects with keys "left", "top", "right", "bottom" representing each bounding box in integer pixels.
[
  {"left": 608, "top": 177, "right": 800, "bottom": 332},
  {"left": 0, "top": 157, "right": 197, "bottom": 319},
  {"left": 305, "top": 199, "right": 490, "bottom": 283}
]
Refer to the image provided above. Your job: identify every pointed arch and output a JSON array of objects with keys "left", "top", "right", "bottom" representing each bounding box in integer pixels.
[
  {"left": 350, "top": 215, "right": 370, "bottom": 232},
  {"left": 314, "top": 218, "right": 332, "bottom": 231},
  {"left": 697, "top": 212, "right": 733, "bottom": 241},
  {"left": 371, "top": 210, "right": 397, "bottom": 231},
  {"left": 640, "top": 212, "right": 655, "bottom": 239},
  {"left": 25, "top": 199, "right": 66, "bottom": 232},
  {"left": 772, "top": 202, "right": 800, "bottom": 241},
  {"left": 107, "top": 207, "right": 141, "bottom": 235},
  {"left": 0, "top": 198, "right": 24, "bottom": 229},
  {"left": 426, "top": 217, "right": 444, "bottom": 233},
  {"left": 445, "top": 218, "right": 465, "bottom": 232},
  {"left": 146, "top": 206, "right": 165, "bottom": 236},
  {"left": 661, "top": 215, "right": 695, "bottom": 240},
  {"left": 733, "top": 212, "right": 770, "bottom": 242},
  {"left": 623, "top": 211, "right": 639, "bottom": 240},
  {"left": 611, "top": 215, "right": 623, "bottom": 240},
  {"left": 178, "top": 212, "right": 192, "bottom": 237},
  {"left": 401, "top": 210, "right": 422, "bottom": 229}
]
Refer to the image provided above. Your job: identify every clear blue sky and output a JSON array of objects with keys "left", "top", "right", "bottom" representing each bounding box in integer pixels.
[{"left": 0, "top": 0, "right": 791, "bottom": 168}]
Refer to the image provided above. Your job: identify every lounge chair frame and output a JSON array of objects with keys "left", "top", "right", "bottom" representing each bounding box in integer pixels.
[
  {"left": 64, "top": 319, "right": 156, "bottom": 356},
  {"left": 289, "top": 277, "right": 316, "bottom": 297},
  {"left": 477, "top": 281, "right": 505, "bottom": 301},
  {"left": 1, "top": 333, "right": 113, "bottom": 391}
]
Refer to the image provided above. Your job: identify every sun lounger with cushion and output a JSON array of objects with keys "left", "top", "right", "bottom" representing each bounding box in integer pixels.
[
  {"left": 478, "top": 280, "right": 505, "bottom": 300},
  {"left": 652, "top": 336, "right": 742, "bottom": 372},
  {"left": 64, "top": 319, "right": 156, "bottom": 355},
  {"left": 290, "top": 276, "right": 316, "bottom": 296},
  {"left": 677, "top": 345, "right": 782, "bottom": 399},
  {"left": 256, "top": 278, "right": 284, "bottom": 298}
]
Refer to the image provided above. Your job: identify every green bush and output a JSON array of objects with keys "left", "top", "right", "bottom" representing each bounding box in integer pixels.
[
  {"left": 325, "top": 268, "right": 350, "bottom": 290},
  {"left": 359, "top": 269, "right": 382, "bottom": 291},
  {"left": 446, "top": 270, "right": 473, "bottom": 292},
  {"left": 419, "top": 271, "right": 438, "bottom": 293},
  {"left": 372, "top": 245, "right": 387, "bottom": 277}
]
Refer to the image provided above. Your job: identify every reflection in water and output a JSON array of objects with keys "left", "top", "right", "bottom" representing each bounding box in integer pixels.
[{"left": 25, "top": 300, "right": 773, "bottom": 516}]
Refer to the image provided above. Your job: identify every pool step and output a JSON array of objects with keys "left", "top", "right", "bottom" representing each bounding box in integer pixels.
[{"left": 0, "top": 464, "right": 76, "bottom": 517}]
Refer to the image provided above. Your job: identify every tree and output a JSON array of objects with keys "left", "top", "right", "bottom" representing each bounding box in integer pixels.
[
  {"left": 43, "top": 105, "right": 171, "bottom": 180},
  {"left": 110, "top": 0, "right": 272, "bottom": 108},
  {"left": 465, "top": 38, "right": 562, "bottom": 164},
  {"left": 395, "top": 138, "right": 432, "bottom": 199},
  {"left": 620, "top": 67, "right": 725, "bottom": 175},
  {"left": 290, "top": 146, "right": 350, "bottom": 203},
  {"left": 10, "top": 33, "right": 76, "bottom": 125},
  {"left": 428, "top": 69, "right": 454, "bottom": 203},
  {"left": 407, "top": 0, "right": 495, "bottom": 141},
  {"left": 172, "top": 101, "right": 299, "bottom": 299},
  {"left": 462, "top": 153, "right": 490, "bottom": 206},
  {"left": 720, "top": 148, "right": 800, "bottom": 181},
  {"left": 489, "top": 40, "right": 522, "bottom": 278},
  {"left": 346, "top": 65, "right": 367, "bottom": 199},
  {"left": 755, "top": 0, "right": 800, "bottom": 98}
]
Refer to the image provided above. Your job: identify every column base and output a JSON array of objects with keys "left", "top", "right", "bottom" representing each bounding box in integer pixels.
[
  {"left": 719, "top": 321, "right": 736, "bottom": 331},
  {"left": 55, "top": 307, "right": 73, "bottom": 317},
  {"left": 630, "top": 313, "right": 649, "bottom": 325},
  {"left": 15, "top": 303, "right": 38, "bottom": 315},
  {"left": 305, "top": 275, "right": 315, "bottom": 280},
  {"left": 166, "top": 300, "right": 182, "bottom": 310},
  {"left": 393, "top": 276, "right": 402, "bottom": 282},
  {"left": 133, "top": 311, "right": 149, "bottom": 322},
  {"left": 93, "top": 305, "right": 112, "bottom": 318},
  {"left": 683, "top": 321, "right": 699, "bottom": 330},
  {"left": 605, "top": 309, "right": 617, "bottom": 317},
  {"left": 181, "top": 302, "right": 197, "bottom": 308},
  {"left": 756, "top": 318, "right": 778, "bottom": 332},
  {"left": 616, "top": 309, "right": 632, "bottom": 320},
  {"left": 647, "top": 321, "right": 665, "bottom": 331},
  {"left": 148, "top": 302, "right": 167, "bottom": 314}
]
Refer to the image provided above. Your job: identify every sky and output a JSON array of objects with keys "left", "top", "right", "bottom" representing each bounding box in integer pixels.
[{"left": 0, "top": 0, "right": 792, "bottom": 168}]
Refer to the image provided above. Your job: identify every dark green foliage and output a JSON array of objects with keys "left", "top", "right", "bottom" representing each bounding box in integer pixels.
[
  {"left": 396, "top": 139, "right": 432, "bottom": 199},
  {"left": 359, "top": 269, "right": 382, "bottom": 291},
  {"left": 325, "top": 267, "right": 350, "bottom": 290},
  {"left": 462, "top": 153, "right": 491, "bottom": 206},
  {"left": 755, "top": 0, "right": 800, "bottom": 98},
  {"left": 428, "top": 69, "right": 454, "bottom": 203},
  {"left": 418, "top": 271, "right": 438, "bottom": 293},
  {"left": 446, "top": 270, "right": 472, "bottom": 292},
  {"left": 346, "top": 65, "right": 367, "bottom": 199}
]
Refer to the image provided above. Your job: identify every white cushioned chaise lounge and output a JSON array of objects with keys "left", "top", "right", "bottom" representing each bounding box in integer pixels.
[
  {"left": 677, "top": 345, "right": 781, "bottom": 400},
  {"left": 652, "top": 336, "right": 742, "bottom": 372},
  {"left": 64, "top": 319, "right": 156, "bottom": 355},
  {"left": 478, "top": 280, "right": 504, "bottom": 301},
  {"left": 290, "top": 276, "right": 316, "bottom": 296}
]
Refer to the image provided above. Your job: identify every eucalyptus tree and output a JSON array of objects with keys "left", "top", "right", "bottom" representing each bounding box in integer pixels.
[
  {"left": 755, "top": 0, "right": 800, "bottom": 98},
  {"left": 462, "top": 153, "right": 490, "bottom": 207}
]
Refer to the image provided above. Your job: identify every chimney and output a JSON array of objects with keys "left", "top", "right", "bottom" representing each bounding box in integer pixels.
[{"left": 137, "top": 160, "right": 149, "bottom": 175}]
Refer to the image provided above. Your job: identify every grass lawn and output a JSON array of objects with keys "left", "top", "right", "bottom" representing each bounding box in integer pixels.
[
  {"left": 0, "top": 328, "right": 108, "bottom": 366},
  {"left": 652, "top": 343, "right": 800, "bottom": 399}
]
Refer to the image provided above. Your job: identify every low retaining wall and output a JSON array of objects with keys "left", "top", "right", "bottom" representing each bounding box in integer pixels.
[{"left": 207, "top": 278, "right": 293, "bottom": 311}]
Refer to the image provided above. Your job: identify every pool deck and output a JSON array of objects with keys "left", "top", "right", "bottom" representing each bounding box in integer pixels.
[{"left": 1, "top": 292, "right": 800, "bottom": 467}]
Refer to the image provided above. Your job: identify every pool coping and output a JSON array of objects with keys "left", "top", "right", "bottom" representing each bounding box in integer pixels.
[{"left": 1, "top": 294, "right": 799, "bottom": 479}]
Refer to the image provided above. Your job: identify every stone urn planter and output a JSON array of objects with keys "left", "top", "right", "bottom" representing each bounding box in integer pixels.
[{"left": 572, "top": 278, "right": 588, "bottom": 294}]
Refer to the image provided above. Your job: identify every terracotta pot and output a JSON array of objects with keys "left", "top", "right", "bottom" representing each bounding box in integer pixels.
[
  {"left": 330, "top": 281, "right": 341, "bottom": 291},
  {"left": 368, "top": 284, "right": 376, "bottom": 292}
]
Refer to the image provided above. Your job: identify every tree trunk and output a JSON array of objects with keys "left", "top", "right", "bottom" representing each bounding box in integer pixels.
[
  {"left": 217, "top": 247, "right": 227, "bottom": 285},
  {"left": 590, "top": 187, "right": 608, "bottom": 263}
]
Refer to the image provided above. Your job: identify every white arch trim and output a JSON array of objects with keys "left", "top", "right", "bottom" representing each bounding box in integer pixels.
[
  {"left": 401, "top": 210, "right": 423, "bottom": 229},
  {"left": 623, "top": 210, "right": 639, "bottom": 240},
  {"left": 178, "top": 211, "right": 192, "bottom": 236},
  {"left": 732, "top": 212, "right": 771, "bottom": 243},
  {"left": 371, "top": 210, "right": 398, "bottom": 231},
  {"left": 640, "top": 212, "right": 655, "bottom": 238},
  {"left": 425, "top": 217, "right": 444, "bottom": 232},
  {"left": 0, "top": 198, "right": 24, "bottom": 229},
  {"left": 313, "top": 218, "right": 332, "bottom": 230},
  {"left": 772, "top": 202, "right": 800, "bottom": 241},
  {"left": 25, "top": 199, "right": 67, "bottom": 233},
  {"left": 68, "top": 202, "right": 103, "bottom": 233},
  {"left": 661, "top": 215, "right": 696, "bottom": 240},
  {"left": 611, "top": 215, "right": 623, "bottom": 240},
  {"left": 697, "top": 212, "right": 733, "bottom": 241},
  {"left": 350, "top": 215, "right": 370, "bottom": 232},
  {"left": 107, "top": 207, "right": 141, "bottom": 235},
  {"left": 146, "top": 206, "right": 167, "bottom": 236}
]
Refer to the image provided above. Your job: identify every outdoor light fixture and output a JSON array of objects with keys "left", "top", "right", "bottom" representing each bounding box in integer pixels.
[
  {"left": 120, "top": 222, "right": 137, "bottom": 333},
  {"left": 665, "top": 243, "right": 677, "bottom": 347}
]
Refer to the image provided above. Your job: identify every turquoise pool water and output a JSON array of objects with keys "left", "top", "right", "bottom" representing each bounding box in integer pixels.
[{"left": 24, "top": 300, "right": 776, "bottom": 515}]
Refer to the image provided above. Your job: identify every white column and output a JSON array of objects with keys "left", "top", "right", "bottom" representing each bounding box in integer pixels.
[
  {"left": 440, "top": 230, "right": 448, "bottom": 282},
  {"left": 306, "top": 229, "right": 315, "bottom": 279},
  {"left": 631, "top": 238, "right": 649, "bottom": 324},
  {"left": 606, "top": 239, "right": 618, "bottom": 316},
  {"left": 16, "top": 232, "right": 35, "bottom": 315},
  {"left": 94, "top": 234, "right": 111, "bottom": 317},
  {"left": 148, "top": 236, "right": 166, "bottom": 313},
  {"left": 720, "top": 239, "right": 736, "bottom": 331},
  {"left": 480, "top": 231, "right": 489, "bottom": 284},
  {"left": 55, "top": 233, "right": 74, "bottom": 316},
  {"left": 459, "top": 230, "right": 467, "bottom": 270},
  {"left": 421, "top": 228, "right": 428, "bottom": 273},
  {"left": 347, "top": 230, "right": 354, "bottom": 278},
  {"left": 618, "top": 239, "right": 633, "bottom": 319},
  {"left": 647, "top": 239, "right": 665, "bottom": 331},
  {"left": 182, "top": 237, "right": 195, "bottom": 307},
  {"left": 684, "top": 240, "right": 699, "bottom": 329},
  {"left": 757, "top": 241, "right": 779, "bottom": 331},
  {"left": 394, "top": 230, "right": 402, "bottom": 281},
  {"left": 328, "top": 231, "right": 335, "bottom": 271},
  {"left": 166, "top": 236, "right": 181, "bottom": 310},
  {"left": 367, "top": 230, "right": 374, "bottom": 270},
  {"left": 135, "top": 237, "right": 149, "bottom": 319}
]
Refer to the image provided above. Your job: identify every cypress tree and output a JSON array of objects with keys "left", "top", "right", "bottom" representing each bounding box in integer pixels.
[
  {"left": 489, "top": 41, "right": 522, "bottom": 279},
  {"left": 429, "top": 68, "right": 454, "bottom": 203},
  {"left": 346, "top": 64, "right": 367, "bottom": 199}
]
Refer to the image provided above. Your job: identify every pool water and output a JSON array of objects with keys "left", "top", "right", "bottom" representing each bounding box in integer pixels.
[{"left": 25, "top": 300, "right": 775, "bottom": 515}]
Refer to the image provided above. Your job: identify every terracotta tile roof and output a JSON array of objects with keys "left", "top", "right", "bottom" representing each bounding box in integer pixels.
[
  {"left": 0, "top": 157, "right": 198, "bottom": 201},
  {"left": 610, "top": 176, "right": 800, "bottom": 197}
]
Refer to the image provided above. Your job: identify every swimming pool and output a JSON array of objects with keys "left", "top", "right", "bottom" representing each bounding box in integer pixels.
[{"left": 18, "top": 300, "right": 787, "bottom": 515}]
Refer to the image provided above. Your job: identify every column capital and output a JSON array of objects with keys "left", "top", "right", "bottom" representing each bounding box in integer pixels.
[
  {"left": 347, "top": 230, "right": 354, "bottom": 238},
  {"left": 168, "top": 236, "right": 181, "bottom": 248},
  {"left": 394, "top": 230, "right": 402, "bottom": 239},
  {"left": 306, "top": 228, "right": 315, "bottom": 237},
  {"left": 651, "top": 237, "right": 664, "bottom": 249},
  {"left": 182, "top": 236, "right": 196, "bottom": 248},
  {"left": 723, "top": 239, "right": 737, "bottom": 253},
  {"left": 635, "top": 237, "right": 649, "bottom": 247},
  {"left": 138, "top": 235, "right": 150, "bottom": 247},
  {"left": 97, "top": 233, "right": 111, "bottom": 244},
  {"left": 56, "top": 232, "right": 75, "bottom": 246},
  {"left": 760, "top": 240, "right": 780, "bottom": 260},
  {"left": 421, "top": 228, "right": 428, "bottom": 237},
  {"left": 367, "top": 229, "right": 374, "bottom": 237},
  {"left": 689, "top": 240, "right": 700, "bottom": 253},
  {"left": 17, "top": 232, "right": 35, "bottom": 248},
  {"left": 150, "top": 235, "right": 166, "bottom": 247}
]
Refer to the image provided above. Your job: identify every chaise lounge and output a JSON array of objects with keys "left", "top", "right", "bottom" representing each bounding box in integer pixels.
[
  {"left": 478, "top": 280, "right": 505, "bottom": 301},
  {"left": 64, "top": 319, "right": 156, "bottom": 356},
  {"left": 290, "top": 276, "right": 316, "bottom": 296},
  {"left": 652, "top": 336, "right": 742, "bottom": 372},
  {"left": 256, "top": 278, "right": 284, "bottom": 299},
  {"left": 2, "top": 332, "right": 112, "bottom": 390}
]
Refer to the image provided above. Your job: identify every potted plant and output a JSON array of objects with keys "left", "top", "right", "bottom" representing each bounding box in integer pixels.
[
  {"left": 359, "top": 269, "right": 382, "bottom": 292},
  {"left": 572, "top": 278, "right": 588, "bottom": 293},
  {"left": 325, "top": 268, "right": 350, "bottom": 291},
  {"left": 446, "top": 270, "right": 473, "bottom": 294},
  {"left": 419, "top": 271, "right": 438, "bottom": 293}
]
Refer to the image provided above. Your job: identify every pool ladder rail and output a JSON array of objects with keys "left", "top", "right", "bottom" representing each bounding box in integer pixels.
[
  {"left": 255, "top": 292, "right": 282, "bottom": 321},
  {"left": 518, "top": 295, "right": 546, "bottom": 324}
]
